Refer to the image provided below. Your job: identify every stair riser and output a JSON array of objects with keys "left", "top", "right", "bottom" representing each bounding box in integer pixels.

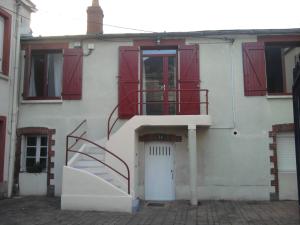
[{"left": 74, "top": 161, "right": 105, "bottom": 168}]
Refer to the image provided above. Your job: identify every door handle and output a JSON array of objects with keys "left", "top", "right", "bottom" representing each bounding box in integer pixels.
[{"left": 171, "top": 170, "right": 174, "bottom": 179}]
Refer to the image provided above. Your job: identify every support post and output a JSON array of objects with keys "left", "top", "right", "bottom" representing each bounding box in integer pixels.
[{"left": 188, "top": 125, "right": 198, "bottom": 205}]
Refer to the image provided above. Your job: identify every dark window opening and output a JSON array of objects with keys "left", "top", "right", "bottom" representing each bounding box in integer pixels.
[{"left": 265, "top": 43, "right": 300, "bottom": 94}]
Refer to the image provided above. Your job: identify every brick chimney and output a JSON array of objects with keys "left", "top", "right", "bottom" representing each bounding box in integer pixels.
[{"left": 87, "top": 0, "right": 104, "bottom": 34}]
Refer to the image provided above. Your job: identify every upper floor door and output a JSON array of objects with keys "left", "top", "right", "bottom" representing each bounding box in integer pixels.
[{"left": 142, "top": 49, "right": 177, "bottom": 115}]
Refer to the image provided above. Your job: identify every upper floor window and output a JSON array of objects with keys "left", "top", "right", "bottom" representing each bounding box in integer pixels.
[
  {"left": 23, "top": 45, "right": 83, "bottom": 100},
  {"left": 0, "top": 16, "right": 4, "bottom": 73},
  {"left": 265, "top": 44, "right": 300, "bottom": 94},
  {"left": 0, "top": 9, "right": 11, "bottom": 76},
  {"left": 242, "top": 38, "right": 300, "bottom": 96},
  {"left": 28, "top": 50, "right": 63, "bottom": 98}
]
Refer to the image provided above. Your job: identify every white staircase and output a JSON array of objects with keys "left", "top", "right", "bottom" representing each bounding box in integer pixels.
[{"left": 61, "top": 137, "right": 133, "bottom": 213}]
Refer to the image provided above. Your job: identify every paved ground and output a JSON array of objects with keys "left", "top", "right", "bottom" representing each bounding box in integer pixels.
[{"left": 0, "top": 197, "right": 299, "bottom": 225}]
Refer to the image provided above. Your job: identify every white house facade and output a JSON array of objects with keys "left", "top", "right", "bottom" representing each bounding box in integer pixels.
[{"left": 1, "top": 0, "right": 299, "bottom": 213}]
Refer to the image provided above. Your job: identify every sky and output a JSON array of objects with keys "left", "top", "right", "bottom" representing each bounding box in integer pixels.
[{"left": 30, "top": 0, "right": 300, "bottom": 36}]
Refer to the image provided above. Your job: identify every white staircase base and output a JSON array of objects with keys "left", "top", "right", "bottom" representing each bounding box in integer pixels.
[
  {"left": 61, "top": 166, "right": 133, "bottom": 213},
  {"left": 61, "top": 195, "right": 132, "bottom": 213}
]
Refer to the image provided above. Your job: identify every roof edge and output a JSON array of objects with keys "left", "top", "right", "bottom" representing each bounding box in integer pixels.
[{"left": 21, "top": 28, "right": 300, "bottom": 42}]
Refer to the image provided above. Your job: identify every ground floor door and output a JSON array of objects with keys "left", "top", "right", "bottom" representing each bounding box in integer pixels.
[
  {"left": 277, "top": 132, "right": 298, "bottom": 200},
  {"left": 145, "top": 142, "right": 175, "bottom": 201}
]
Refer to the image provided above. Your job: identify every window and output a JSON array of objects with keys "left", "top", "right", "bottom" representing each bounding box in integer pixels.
[
  {"left": 0, "top": 16, "right": 4, "bottom": 73},
  {"left": 142, "top": 49, "right": 177, "bottom": 115},
  {"left": 23, "top": 46, "right": 83, "bottom": 100},
  {"left": 28, "top": 50, "right": 63, "bottom": 98},
  {"left": 243, "top": 38, "right": 300, "bottom": 96},
  {"left": 23, "top": 136, "right": 48, "bottom": 172},
  {"left": 265, "top": 44, "right": 300, "bottom": 94},
  {"left": 0, "top": 8, "right": 11, "bottom": 76},
  {"left": 118, "top": 43, "right": 200, "bottom": 118}
]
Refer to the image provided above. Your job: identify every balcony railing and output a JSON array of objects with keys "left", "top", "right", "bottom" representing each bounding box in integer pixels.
[{"left": 107, "top": 88, "right": 209, "bottom": 139}]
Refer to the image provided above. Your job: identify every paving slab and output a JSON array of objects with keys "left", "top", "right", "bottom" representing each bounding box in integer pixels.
[{"left": 0, "top": 197, "right": 299, "bottom": 225}]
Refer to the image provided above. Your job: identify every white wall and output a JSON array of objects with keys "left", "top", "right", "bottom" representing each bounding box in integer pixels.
[
  {"left": 18, "top": 35, "right": 295, "bottom": 200},
  {"left": 0, "top": 0, "right": 34, "bottom": 196},
  {"left": 0, "top": 0, "right": 16, "bottom": 193}
]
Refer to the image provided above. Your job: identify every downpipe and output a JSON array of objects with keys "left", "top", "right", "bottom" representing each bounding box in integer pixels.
[{"left": 7, "top": 0, "right": 21, "bottom": 197}]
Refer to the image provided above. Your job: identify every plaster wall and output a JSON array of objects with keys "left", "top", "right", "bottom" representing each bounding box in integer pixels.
[
  {"left": 0, "top": 0, "right": 19, "bottom": 193},
  {"left": 17, "top": 35, "right": 295, "bottom": 199}
]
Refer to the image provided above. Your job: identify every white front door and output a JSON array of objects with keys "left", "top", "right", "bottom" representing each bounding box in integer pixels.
[{"left": 145, "top": 142, "right": 175, "bottom": 201}]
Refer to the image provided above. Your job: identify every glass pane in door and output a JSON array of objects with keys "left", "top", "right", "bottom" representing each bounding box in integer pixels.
[
  {"left": 168, "top": 56, "right": 176, "bottom": 114},
  {"left": 143, "top": 56, "right": 164, "bottom": 115}
]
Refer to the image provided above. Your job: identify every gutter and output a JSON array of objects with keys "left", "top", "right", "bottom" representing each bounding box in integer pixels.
[{"left": 7, "top": 0, "right": 21, "bottom": 197}]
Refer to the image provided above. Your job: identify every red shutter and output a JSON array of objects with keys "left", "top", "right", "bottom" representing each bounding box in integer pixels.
[
  {"left": 0, "top": 116, "right": 6, "bottom": 182},
  {"left": 118, "top": 46, "right": 139, "bottom": 119},
  {"left": 62, "top": 48, "right": 83, "bottom": 100},
  {"left": 242, "top": 42, "right": 267, "bottom": 96},
  {"left": 179, "top": 44, "right": 200, "bottom": 115}
]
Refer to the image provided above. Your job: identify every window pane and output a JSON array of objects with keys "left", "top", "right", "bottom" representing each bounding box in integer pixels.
[
  {"left": 283, "top": 47, "right": 300, "bottom": 93},
  {"left": 26, "top": 158, "right": 36, "bottom": 171},
  {"left": 266, "top": 47, "right": 284, "bottom": 93},
  {"left": 0, "top": 16, "right": 4, "bottom": 73},
  {"left": 29, "top": 54, "right": 46, "bottom": 97},
  {"left": 27, "top": 136, "right": 37, "bottom": 146},
  {"left": 143, "top": 56, "right": 164, "bottom": 115},
  {"left": 41, "top": 136, "right": 48, "bottom": 146},
  {"left": 26, "top": 147, "right": 36, "bottom": 157},
  {"left": 47, "top": 53, "right": 63, "bottom": 97},
  {"left": 143, "top": 50, "right": 176, "bottom": 55},
  {"left": 39, "top": 158, "right": 47, "bottom": 171},
  {"left": 40, "top": 147, "right": 48, "bottom": 157}
]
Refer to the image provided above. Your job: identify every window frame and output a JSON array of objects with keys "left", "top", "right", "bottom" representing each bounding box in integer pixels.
[
  {"left": 140, "top": 48, "right": 179, "bottom": 115},
  {"left": 264, "top": 43, "right": 300, "bottom": 95},
  {"left": 0, "top": 8, "right": 11, "bottom": 76},
  {"left": 22, "top": 43, "right": 68, "bottom": 100},
  {"left": 22, "top": 135, "right": 48, "bottom": 173},
  {"left": 258, "top": 36, "right": 300, "bottom": 96}
]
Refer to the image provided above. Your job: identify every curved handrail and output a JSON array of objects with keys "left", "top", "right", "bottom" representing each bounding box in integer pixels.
[
  {"left": 65, "top": 119, "right": 87, "bottom": 165},
  {"left": 66, "top": 134, "right": 130, "bottom": 194},
  {"left": 68, "top": 119, "right": 87, "bottom": 136},
  {"left": 107, "top": 88, "right": 209, "bottom": 139}
]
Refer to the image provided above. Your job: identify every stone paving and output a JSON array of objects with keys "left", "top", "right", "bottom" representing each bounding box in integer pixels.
[{"left": 0, "top": 197, "right": 299, "bottom": 225}]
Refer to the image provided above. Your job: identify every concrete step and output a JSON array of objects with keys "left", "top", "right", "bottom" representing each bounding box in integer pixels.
[
  {"left": 77, "top": 166, "right": 106, "bottom": 174},
  {"left": 74, "top": 160, "right": 105, "bottom": 168},
  {"left": 80, "top": 153, "right": 105, "bottom": 161},
  {"left": 93, "top": 172, "right": 113, "bottom": 182},
  {"left": 85, "top": 146, "right": 106, "bottom": 154}
]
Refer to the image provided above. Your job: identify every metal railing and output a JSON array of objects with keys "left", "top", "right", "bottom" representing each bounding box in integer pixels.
[
  {"left": 107, "top": 88, "right": 209, "bottom": 139},
  {"left": 66, "top": 120, "right": 130, "bottom": 194}
]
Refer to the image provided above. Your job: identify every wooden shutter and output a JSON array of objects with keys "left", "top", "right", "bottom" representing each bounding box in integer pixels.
[
  {"left": 179, "top": 44, "right": 200, "bottom": 115},
  {"left": 118, "top": 46, "right": 139, "bottom": 119},
  {"left": 62, "top": 48, "right": 83, "bottom": 100},
  {"left": 242, "top": 42, "right": 267, "bottom": 96},
  {"left": 0, "top": 116, "right": 6, "bottom": 182}
]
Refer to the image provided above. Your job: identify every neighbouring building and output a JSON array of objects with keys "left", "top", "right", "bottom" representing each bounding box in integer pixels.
[
  {"left": 0, "top": 0, "right": 36, "bottom": 198},
  {"left": 1, "top": 0, "right": 300, "bottom": 213}
]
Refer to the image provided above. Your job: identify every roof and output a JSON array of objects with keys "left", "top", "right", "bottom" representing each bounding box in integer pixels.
[
  {"left": 20, "top": 0, "right": 37, "bottom": 12},
  {"left": 21, "top": 28, "right": 300, "bottom": 42}
]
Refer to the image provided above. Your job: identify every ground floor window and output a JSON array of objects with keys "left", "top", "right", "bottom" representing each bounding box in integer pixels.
[{"left": 22, "top": 135, "right": 48, "bottom": 172}]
